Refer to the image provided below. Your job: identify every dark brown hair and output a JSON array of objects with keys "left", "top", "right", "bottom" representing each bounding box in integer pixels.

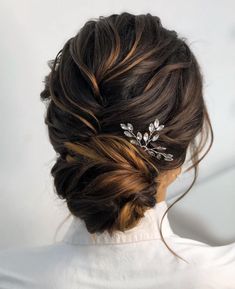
[{"left": 40, "top": 12, "right": 213, "bottom": 263}]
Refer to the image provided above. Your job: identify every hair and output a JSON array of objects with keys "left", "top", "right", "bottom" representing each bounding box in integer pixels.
[{"left": 40, "top": 12, "right": 213, "bottom": 263}]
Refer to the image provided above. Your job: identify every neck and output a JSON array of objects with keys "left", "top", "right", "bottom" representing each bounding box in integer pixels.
[{"left": 156, "top": 186, "right": 167, "bottom": 203}]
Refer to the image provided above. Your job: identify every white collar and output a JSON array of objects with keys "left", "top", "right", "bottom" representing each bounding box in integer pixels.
[{"left": 61, "top": 200, "right": 174, "bottom": 245}]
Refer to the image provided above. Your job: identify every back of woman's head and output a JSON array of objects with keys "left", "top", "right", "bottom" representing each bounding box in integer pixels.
[{"left": 40, "top": 12, "right": 213, "bottom": 247}]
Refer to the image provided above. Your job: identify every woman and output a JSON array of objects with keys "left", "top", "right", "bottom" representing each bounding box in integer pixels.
[{"left": 0, "top": 12, "right": 234, "bottom": 289}]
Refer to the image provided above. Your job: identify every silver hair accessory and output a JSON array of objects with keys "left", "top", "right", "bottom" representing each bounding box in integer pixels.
[{"left": 120, "top": 117, "right": 174, "bottom": 161}]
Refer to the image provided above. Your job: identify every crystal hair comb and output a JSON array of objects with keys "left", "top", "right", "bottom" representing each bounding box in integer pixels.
[{"left": 120, "top": 117, "right": 174, "bottom": 161}]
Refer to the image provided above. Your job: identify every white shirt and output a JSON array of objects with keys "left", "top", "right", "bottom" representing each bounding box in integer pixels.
[{"left": 0, "top": 200, "right": 234, "bottom": 288}]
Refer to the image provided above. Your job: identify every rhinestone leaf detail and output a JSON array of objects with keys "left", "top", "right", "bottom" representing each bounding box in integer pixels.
[{"left": 120, "top": 117, "right": 174, "bottom": 161}]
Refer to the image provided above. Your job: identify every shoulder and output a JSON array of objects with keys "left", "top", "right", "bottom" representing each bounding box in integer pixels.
[
  {"left": 168, "top": 235, "right": 235, "bottom": 287},
  {"left": 169, "top": 233, "right": 235, "bottom": 266},
  {"left": 0, "top": 242, "right": 70, "bottom": 289}
]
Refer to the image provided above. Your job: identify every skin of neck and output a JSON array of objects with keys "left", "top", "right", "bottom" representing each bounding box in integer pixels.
[{"left": 155, "top": 167, "right": 182, "bottom": 203}]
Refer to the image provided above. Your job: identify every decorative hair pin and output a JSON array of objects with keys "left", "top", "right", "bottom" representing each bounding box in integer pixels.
[{"left": 120, "top": 117, "right": 174, "bottom": 161}]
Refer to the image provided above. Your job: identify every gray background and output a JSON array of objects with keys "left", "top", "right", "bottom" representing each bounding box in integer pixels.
[{"left": 0, "top": 0, "right": 234, "bottom": 249}]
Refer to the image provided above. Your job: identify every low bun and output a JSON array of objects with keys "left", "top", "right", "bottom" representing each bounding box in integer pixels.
[{"left": 51, "top": 135, "right": 159, "bottom": 235}]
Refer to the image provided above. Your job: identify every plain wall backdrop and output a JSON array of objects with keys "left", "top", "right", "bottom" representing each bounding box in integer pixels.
[{"left": 0, "top": 0, "right": 235, "bottom": 249}]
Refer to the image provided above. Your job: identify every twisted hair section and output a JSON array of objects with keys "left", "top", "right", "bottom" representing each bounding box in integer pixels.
[{"left": 52, "top": 134, "right": 159, "bottom": 235}]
